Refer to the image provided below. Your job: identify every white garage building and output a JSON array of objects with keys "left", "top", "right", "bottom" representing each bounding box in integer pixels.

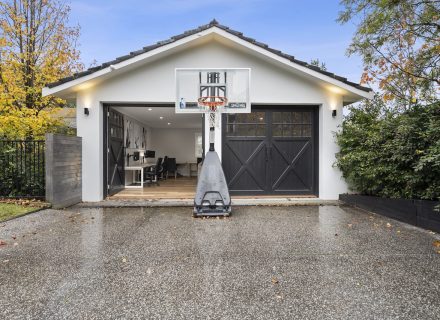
[{"left": 43, "top": 20, "right": 372, "bottom": 202}]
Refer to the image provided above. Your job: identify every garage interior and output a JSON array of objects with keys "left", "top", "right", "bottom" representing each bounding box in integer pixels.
[{"left": 105, "top": 105, "right": 203, "bottom": 199}]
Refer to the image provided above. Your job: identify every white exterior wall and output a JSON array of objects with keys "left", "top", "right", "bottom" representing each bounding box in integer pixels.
[
  {"left": 76, "top": 40, "right": 347, "bottom": 201},
  {"left": 77, "top": 93, "right": 104, "bottom": 201}
]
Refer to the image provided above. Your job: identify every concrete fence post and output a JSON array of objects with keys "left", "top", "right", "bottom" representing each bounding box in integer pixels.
[{"left": 45, "top": 133, "right": 82, "bottom": 208}]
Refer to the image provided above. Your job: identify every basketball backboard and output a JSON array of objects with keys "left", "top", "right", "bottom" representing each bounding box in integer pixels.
[{"left": 175, "top": 68, "right": 251, "bottom": 113}]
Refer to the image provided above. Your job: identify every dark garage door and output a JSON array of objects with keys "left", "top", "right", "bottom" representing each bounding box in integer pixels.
[
  {"left": 222, "top": 107, "right": 318, "bottom": 196},
  {"left": 106, "top": 108, "right": 125, "bottom": 196}
]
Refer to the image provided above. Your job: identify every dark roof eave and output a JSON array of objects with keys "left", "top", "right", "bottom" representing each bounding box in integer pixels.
[{"left": 46, "top": 19, "right": 372, "bottom": 93}]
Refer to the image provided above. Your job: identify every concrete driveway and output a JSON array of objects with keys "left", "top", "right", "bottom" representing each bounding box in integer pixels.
[{"left": 1, "top": 205, "right": 439, "bottom": 320}]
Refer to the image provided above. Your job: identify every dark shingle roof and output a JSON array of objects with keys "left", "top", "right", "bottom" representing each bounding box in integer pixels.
[{"left": 47, "top": 19, "right": 371, "bottom": 93}]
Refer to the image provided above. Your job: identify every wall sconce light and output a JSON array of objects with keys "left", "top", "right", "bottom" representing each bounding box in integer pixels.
[
  {"left": 84, "top": 107, "right": 90, "bottom": 116},
  {"left": 332, "top": 109, "right": 337, "bottom": 117}
]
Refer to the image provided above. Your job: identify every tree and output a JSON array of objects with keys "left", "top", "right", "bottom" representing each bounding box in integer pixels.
[
  {"left": 338, "top": 0, "right": 440, "bottom": 108},
  {"left": 310, "top": 58, "right": 327, "bottom": 71},
  {"left": 0, "top": 0, "right": 82, "bottom": 139}
]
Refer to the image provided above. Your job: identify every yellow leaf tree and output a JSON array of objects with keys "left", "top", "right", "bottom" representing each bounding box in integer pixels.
[{"left": 0, "top": 0, "right": 83, "bottom": 139}]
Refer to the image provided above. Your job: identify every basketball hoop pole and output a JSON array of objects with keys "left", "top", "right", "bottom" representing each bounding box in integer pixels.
[
  {"left": 209, "top": 127, "right": 215, "bottom": 151},
  {"left": 208, "top": 108, "right": 218, "bottom": 152}
]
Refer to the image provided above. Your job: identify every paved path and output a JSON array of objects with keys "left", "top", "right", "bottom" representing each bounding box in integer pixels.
[{"left": 1, "top": 206, "right": 439, "bottom": 319}]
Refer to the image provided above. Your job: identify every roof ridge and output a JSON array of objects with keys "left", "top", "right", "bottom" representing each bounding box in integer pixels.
[{"left": 46, "top": 21, "right": 371, "bottom": 93}]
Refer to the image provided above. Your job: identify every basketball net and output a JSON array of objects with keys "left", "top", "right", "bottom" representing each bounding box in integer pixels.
[
  {"left": 198, "top": 96, "right": 227, "bottom": 129},
  {"left": 208, "top": 107, "right": 222, "bottom": 128}
]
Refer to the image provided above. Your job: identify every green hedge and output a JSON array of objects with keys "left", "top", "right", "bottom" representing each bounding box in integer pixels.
[{"left": 336, "top": 101, "right": 440, "bottom": 201}]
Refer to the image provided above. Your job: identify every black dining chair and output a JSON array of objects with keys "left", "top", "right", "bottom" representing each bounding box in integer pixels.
[
  {"left": 166, "top": 158, "right": 177, "bottom": 179},
  {"left": 162, "top": 156, "right": 168, "bottom": 180},
  {"left": 145, "top": 157, "right": 163, "bottom": 186}
]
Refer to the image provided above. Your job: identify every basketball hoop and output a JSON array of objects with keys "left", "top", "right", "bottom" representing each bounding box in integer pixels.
[
  {"left": 198, "top": 96, "right": 228, "bottom": 110},
  {"left": 198, "top": 96, "right": 228, "bottom": 128},
  {"left": 174, "top": 68, "right": 250, "bottom": 217}
]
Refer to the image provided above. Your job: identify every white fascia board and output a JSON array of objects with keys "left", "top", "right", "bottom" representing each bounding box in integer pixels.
[
  {"left": 211, "top": 28, "right": 372, "bottom": 100},
  {"left": 42, "top": 28, "right": 216, "bottom": 97},
  {"left": 43, "top": 26, "right": 372, "bottom": 100}
]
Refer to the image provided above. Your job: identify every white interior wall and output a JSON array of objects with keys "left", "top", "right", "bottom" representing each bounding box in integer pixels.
[
  {"left": 76, "top": 40, "right": 350, "bottom": 201},
  {"left": 123, "top": 114, "right": 152, "bottom": 159},
  {"left": 122, "top": 114, "right": 152, "bottom": 185},
  {"left": 150, "top": 128, "right": 202, "bottom": 164}
]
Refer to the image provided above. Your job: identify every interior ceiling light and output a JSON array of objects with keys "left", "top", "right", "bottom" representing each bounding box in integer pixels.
[
  {"left": 159, "top": 116, "right": 164, "bottom": 120},
  {"left": 148, "top": 108, "right": 152, "bottom": 111},
  {"left": 167, "top": 122, "right": 171, "bottom": 125}
]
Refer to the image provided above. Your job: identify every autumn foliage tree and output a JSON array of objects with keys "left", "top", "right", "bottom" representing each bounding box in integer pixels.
[
  {"left": 336, "top": 1, "right": 440, "bottom": 201},
  {"left": 0, "top": 0, "right": 82, "bottom": 139},
  {"left": 338, "top": 0, "right": 440, "bottom": 108}
]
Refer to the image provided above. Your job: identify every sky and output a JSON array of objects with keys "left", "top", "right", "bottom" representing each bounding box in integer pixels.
[{"left": 69, "top": 0, "right": 364, "bottom": 84}]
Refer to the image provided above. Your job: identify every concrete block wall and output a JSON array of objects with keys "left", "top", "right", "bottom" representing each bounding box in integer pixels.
[{"left": 45, "top": 133, "right": 82, "bottom": 208}]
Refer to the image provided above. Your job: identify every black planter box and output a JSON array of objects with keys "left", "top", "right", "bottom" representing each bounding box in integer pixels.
[{"left": 339, "top": 194, "right": 440, "bottom": 233}]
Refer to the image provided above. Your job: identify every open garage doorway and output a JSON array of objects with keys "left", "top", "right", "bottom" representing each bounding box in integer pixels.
[{"left": 103, "top": 104, "right": 204, "bottom": 199}]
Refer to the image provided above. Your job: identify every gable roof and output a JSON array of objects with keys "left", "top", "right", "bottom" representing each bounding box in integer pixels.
[{"left": 45, "top": 19, "right": 372, "bottom": 96}]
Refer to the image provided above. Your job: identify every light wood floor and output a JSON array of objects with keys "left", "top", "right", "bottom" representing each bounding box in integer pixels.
[
  {"left": 109, "top": 177, "right": 317, "bottom": 200},
  {"left": 109, "top": 177, "right": 198, "bottom": 199}
]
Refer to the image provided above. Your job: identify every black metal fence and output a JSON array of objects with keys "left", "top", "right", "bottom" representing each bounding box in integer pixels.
[{"left": 0, "top": 140, "right": 45, "bottom": 198}]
